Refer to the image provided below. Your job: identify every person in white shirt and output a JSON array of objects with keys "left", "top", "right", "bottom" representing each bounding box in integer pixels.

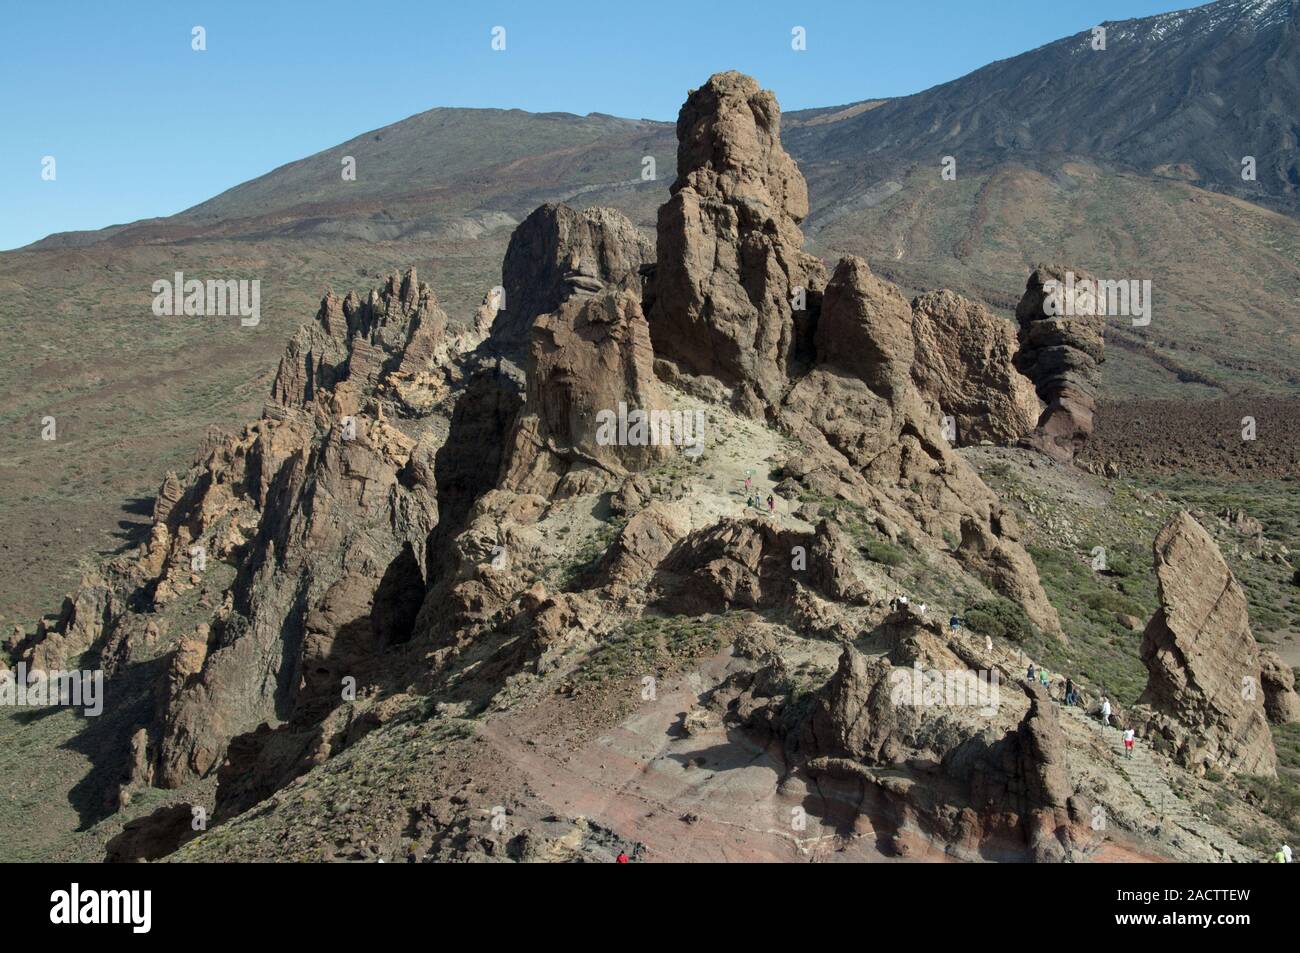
[
  {"left": 1123, "top": 727, "right": 1135, "bottom": 759},
  {"left": 1100, "top": 696, "right": 1112, "bottom": 727},
  {"left": 1283, "top": 843, "right": 1293, "bottom": 863}
]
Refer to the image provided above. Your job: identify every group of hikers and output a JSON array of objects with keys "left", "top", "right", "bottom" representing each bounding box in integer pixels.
[
  {"left": 1024, "top": 663, "right": 1137, "bottom": 757},
  {"left": 741, "top": 474, "right": 776, "bottom": 514},
  {"left": 889, "top": 593, "right": 928, "bottom": 615}
]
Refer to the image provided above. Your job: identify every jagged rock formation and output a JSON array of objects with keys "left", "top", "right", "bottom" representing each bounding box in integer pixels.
[
  {"left": 648, "top": 71, "right": 826, "bottom": 416},
  {"left": 780, "top": 256, "right": 1061, "bottom": 634},
  {"left": 271, "top": 269, "right": 449, "bottom": 415},
  {"left": 15, "top": 573, "right": 114, "bottom": 673},
  {"left": 799, "top": 648, "right": 916, "bottom": 765},
  {"left": 960, "top": 683, "right": 1079, "bottom": 863},
  {"left": 45, "top": 271, "right": 463, "bottom": 804},
  {"left": 18, "top": 71, "right": 1196, "bottom": 865},
  {"left": 1134, "top": 512, "right": 1279, "bottom": 776},
  {"left": 1014, "top": 264, "right": 1107, "bottom": 463},
  {"left": 910, "top": 290, "right": 1040, "bottom": 446}
]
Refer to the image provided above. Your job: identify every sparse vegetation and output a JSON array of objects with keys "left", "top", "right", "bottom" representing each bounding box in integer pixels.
[{"left": 965, "top": 596, "right": 1034, "bottom": 643}]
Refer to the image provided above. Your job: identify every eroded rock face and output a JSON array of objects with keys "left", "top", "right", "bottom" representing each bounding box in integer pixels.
[
  {"left": 799, "top": 648, "right": 915, "bottom": 764},
  {"left": 500, "top": 288, "right": 674, "bottom": 498},
  {"left": 493, "top": 204, "right": 653, "bottom": 357},
  {"left": 959, "top": 684, "right": 1077, "bottom": 863},
  {"left": 1136, "top": 512, "right": 1277, "bottom": 776},
  {"left": 910, "top": 290, "right": 1040, "bottom": 446},
  {"left": 648, "top": 71, "right": 826, "bottom": 415},
  {"left": 1014, "top": 264, "right": 1106, "bottom": 463},
  {"left": 26, "top": 270, "right": 450, "bottom": 799}
]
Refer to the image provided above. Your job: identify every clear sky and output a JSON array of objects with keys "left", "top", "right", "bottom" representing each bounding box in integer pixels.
[{"left": 0, "top": 0, "right": 1199, "bottom": 250}]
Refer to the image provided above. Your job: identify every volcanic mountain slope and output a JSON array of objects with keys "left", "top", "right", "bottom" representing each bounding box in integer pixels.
[
  {"left": 785, "top": 0, "right": 1300, "bottom": 214},
  {"left": 10, "top": 71, "right": 1299, "bottom": 865}
]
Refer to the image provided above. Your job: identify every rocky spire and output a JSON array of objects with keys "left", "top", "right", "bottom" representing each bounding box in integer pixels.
[
  {"left": 1014, "top": 264, "right": 1107, "bottom": 463},
  {"left": 648, "top": 71, "right": 827, "bottom": 416}
]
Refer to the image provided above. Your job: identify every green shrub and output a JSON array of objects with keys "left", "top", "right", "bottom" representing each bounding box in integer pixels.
[
  {"left": 861, "top": 539, "right": 905, "bottom": 566},
  {"left": 965, "top": 597, "right": 1034, "bottom": 643}
]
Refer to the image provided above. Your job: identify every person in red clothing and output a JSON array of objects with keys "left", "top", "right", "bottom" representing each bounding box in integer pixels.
[{"left": 616, "top": 851, "right": 629, "bottom": 863}]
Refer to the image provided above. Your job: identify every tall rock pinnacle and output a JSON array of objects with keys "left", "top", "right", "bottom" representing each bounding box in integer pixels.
[{"left": 648, "top": 71, "right": 827, "bottom": 416}]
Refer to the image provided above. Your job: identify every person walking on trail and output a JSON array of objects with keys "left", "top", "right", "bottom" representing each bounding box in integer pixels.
[
  {"left": 1039, "top": 668, "right": 1049, "bottom": 687},
  {"left": 766, "top": 494, "right": 775, "bottom": 513},
  {"left": 1064, "top": 677, "right": 1076, "bottom": 707},
  {"left": 1283, "top": 842, "right": 1293, "bottom": 864},
  {"left": 1100, "top": 696, "right": 1112, "bottom": 727},
  {"left": 949, "top": 614, "right": 961, "bottom": 632},
  {"left": 1027, "top": 663, "right": 1036, "bottom": 683},
  {"left": 616, "top": 851, "right": 629, "bottom": 864},
  {"left": 1274, "top": 847, "right": 1288, "bottom": 863},
  {"left": 1123, "top": 727, "right": 1135, "bottom": 759},
  {"left": 985, "top": 635, "right": 993, "bottom": 653}
]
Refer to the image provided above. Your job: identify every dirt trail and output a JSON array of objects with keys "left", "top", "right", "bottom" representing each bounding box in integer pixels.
[{"left": 1057, "top": 704, "right": 1251, "bottom": 862}]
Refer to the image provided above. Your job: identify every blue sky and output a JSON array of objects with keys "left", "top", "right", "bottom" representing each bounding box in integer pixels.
[{"left": 0, "top": 0, "right": 1197, "bottom": 250}]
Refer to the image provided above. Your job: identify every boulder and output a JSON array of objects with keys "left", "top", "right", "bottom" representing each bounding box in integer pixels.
[
  {"left": 1260, "top": 650, "right": 1300, "bottom": 724},
  {"left": 1136, "top": 512, "right": 1277, "bottom": 776},
  {"left": 104, "top": 803, "right": 199, "bottom": 862}
]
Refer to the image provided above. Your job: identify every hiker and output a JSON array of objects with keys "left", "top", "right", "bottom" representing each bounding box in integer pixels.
[
  {"left": 1100, "top": 696, "right": 1112, "bottom": 727},
  {"left": 1123, "top": 726, "right": 1135, "bottom": 759},
  {"left": 616, "top": 851, "right": 629, "bottom": 864},
  {"left": 745, "top": 494, "right": 755, "bottom": 509},
  {"left": 1064, "top": 677, "right": 1076, "bottom": 706},
  {"left": 949, "top": 614, "right": 961, "bottom": 631},
  {"left": 1283, "top": 842, "right": 1293, "bottom": 864},
  {"left": 1039, "top": 668, "right": 1049, "bottom": 687},
  {"left": 985, "top": 635, "right": 993, "bottom": 653},
  {"left": 766, "top": 494, "right": 775, "bottom": 513},
  {"left": 744, "top": 475, "right": 751, "bottom": 492},
  {"left": 917, "top": 602, "right": 927, "bottom": 616},
  {"left": 1027, "top": 662, "right": 1036, "bottom": 683},
  {"left": 1274, "top": 847, "right": 1287, "bottom": 863}
]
